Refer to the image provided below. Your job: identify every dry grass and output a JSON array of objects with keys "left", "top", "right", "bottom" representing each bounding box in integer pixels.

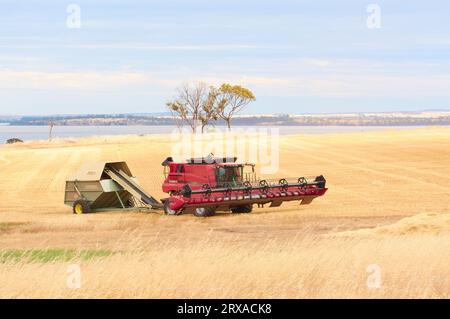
[
  {"left": 0, "top": 235, "right": 449, "bottom": 298},
  {"left": 0, "top": 127, "right": 449, "bottom": 298}
]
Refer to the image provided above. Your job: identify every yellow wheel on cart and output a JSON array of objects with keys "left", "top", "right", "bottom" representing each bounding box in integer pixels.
[{"left": 72, "top": 199, "right": 91, "bottom": 215}]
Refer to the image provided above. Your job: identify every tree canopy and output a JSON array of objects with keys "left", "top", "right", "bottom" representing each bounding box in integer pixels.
[{"left": 217, "top": 83, "right": 256, "bottom": 129}]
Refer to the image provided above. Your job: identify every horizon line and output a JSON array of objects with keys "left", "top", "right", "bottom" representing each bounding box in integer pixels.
[{"left": 2, "top": 109, "right": 450, "bottom": 118}]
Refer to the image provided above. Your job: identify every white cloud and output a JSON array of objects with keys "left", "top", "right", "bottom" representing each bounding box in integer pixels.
[
  {"left": 0, "top": 56, "right": 41, "bottom": 63},
  {"left": 0, "top": 42, "right": 266, "bottom": 51},
  {"left": 64, "top": 43, "right": 265, "bottom": 51},
  {"left": 190, "top": 74, "right": 450, "bottom": 98},
  {"left": 0, "top": 70, "right": 153, "bottom": 90},
  {"left": 1, "top": 67, "right": 449, "bottom": 99}
]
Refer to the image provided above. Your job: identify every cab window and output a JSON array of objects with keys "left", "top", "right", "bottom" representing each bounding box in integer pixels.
[{"left": 216, "top": 166, "right": 242, "bottom": 186}]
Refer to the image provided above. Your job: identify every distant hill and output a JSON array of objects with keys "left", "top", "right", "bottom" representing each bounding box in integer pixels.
[{"left": 2, "top": 111, "right": 450, "bottom": 126}]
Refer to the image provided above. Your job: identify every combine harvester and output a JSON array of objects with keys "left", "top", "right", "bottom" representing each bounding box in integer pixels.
[{"left": 65, "top": 157, "right": 327, "bottom": 217}]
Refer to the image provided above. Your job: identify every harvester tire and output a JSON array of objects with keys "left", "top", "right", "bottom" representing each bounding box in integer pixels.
[
  {"left": 194, "top": 207, "right": 216, "bottom": 217},
  {"left": 231, "top": 205, "right": 253, "bottom": 214},
  {"left": 73, "top": 199, "right": 91, "bottom": 215},
  {"left": 163, "top": 200, "right": 181, "bottom": 216}
]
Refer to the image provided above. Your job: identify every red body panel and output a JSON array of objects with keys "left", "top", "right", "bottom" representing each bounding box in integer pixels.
[{"left": 162, "top": 162, "right": 242, "bottom": 194}]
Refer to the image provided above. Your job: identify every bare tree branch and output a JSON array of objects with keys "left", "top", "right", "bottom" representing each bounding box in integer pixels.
[{"left": 167, "top": 82, "right": 218, "bottom": 133}]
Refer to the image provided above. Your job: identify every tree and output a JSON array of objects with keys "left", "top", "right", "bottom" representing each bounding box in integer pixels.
[
  {"left": 199, "top": 87, "right": 220, "bottom": 133},
  {"left": 217, "top": 84, "right": 256, "bottom": 130},
  {"left": 167, "top": 101, "right": 185, "bottom": 133},
  {"left": 167, "top": 82, "right": 216, "bottom": 133}
]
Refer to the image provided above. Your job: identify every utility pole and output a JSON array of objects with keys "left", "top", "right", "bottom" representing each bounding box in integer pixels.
[{"left": 49, "top": 120, "right": 55, "bottom": 141}]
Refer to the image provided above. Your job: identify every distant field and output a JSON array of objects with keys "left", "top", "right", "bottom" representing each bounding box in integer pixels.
[
  {"left": 0, "top": 125, "right": 426, "bottom": 144},
  {"left": 0, "top": 127, "right": 449, "bottom": 298}
]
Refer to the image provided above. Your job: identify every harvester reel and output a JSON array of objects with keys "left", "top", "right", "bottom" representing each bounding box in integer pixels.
[
  {"left": 298, "top": 177, "right": 308, "bottom": 190},
  {"left": 243, "top": 181, "right": 253, "bottom": 195},
  {"left": 279, "top": 178, "right": 289, "bottom": 191},
  {"left": 259, "top": 180, "right": 269, "bottom": 193},
  {"left": 202, "top": 184, "right": 212, "bottom": 197},
  {"left": 225, "top": 186, "right": 233, "bottom": 197}
]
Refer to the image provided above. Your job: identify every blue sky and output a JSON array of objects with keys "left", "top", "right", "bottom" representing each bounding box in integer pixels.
[{"left": 0, "top": 0, "right": 449, "bottom": 115}]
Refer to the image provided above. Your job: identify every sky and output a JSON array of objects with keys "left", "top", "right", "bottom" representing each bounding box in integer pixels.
[{"left": 0, "top": 0, "right": 449, "bottom": 115}]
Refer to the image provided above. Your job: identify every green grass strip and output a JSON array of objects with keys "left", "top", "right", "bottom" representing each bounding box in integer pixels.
[{"left": 0, "top": 249, "right": 114, "bottom": 263}]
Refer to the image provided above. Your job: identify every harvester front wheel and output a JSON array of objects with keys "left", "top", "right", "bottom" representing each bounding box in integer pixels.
[
  {"left": 163, "top": 200, "right": 181, "bottom": 216},
  {"left": 231, "top": 205, "right": 253, "bottom": 214},
  {"left": 194, "top": 207, "right": 216, "bottom": 217},
  {"left": 72, "top": 199, "right": 91, "bottom": 215}
]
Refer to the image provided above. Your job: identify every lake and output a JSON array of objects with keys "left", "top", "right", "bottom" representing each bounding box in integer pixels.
[{"left": 0, "top": 125, "right": 426, "bottom": 144}]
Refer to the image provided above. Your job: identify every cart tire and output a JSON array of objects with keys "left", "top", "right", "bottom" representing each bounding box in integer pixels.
[
  {"left": 231, "top": 204, "right": 253, "bottom": 214},
  {"left": 194, "top": 207, "right": 216, "bottom": 217},
  {"left": 73, "top": 199, "right": 91, "bottom": 215}
]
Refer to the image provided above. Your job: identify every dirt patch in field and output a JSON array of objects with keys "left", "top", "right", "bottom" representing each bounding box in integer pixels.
[
  {"left": 0, "top": 222, "right": 28, "bottom": 235},
  {"left": 331, "top": 213, "right": 450, "bottom": 237}
]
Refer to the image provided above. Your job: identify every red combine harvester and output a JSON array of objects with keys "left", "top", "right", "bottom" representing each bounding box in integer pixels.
[
  {"left": 65, "top": 157, "right": 327, "bottom": 217},
  {"left": 161, "top": 156, "right": 327, "bottom": 217}
]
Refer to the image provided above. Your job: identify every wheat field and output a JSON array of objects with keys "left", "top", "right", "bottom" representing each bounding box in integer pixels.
[{"left": 0, "top": 127, "right": 449, "bottom": 298}]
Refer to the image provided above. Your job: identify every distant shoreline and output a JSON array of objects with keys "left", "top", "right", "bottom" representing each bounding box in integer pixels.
[
  {"left": 2, "top": 123, "right": 450, "bottom": 127},
  {"left": 2, "top": 111, "right": 450, "bottom": 127},
  {"left": 1, "top": 122, "right": 450, "bottom": 127}
]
